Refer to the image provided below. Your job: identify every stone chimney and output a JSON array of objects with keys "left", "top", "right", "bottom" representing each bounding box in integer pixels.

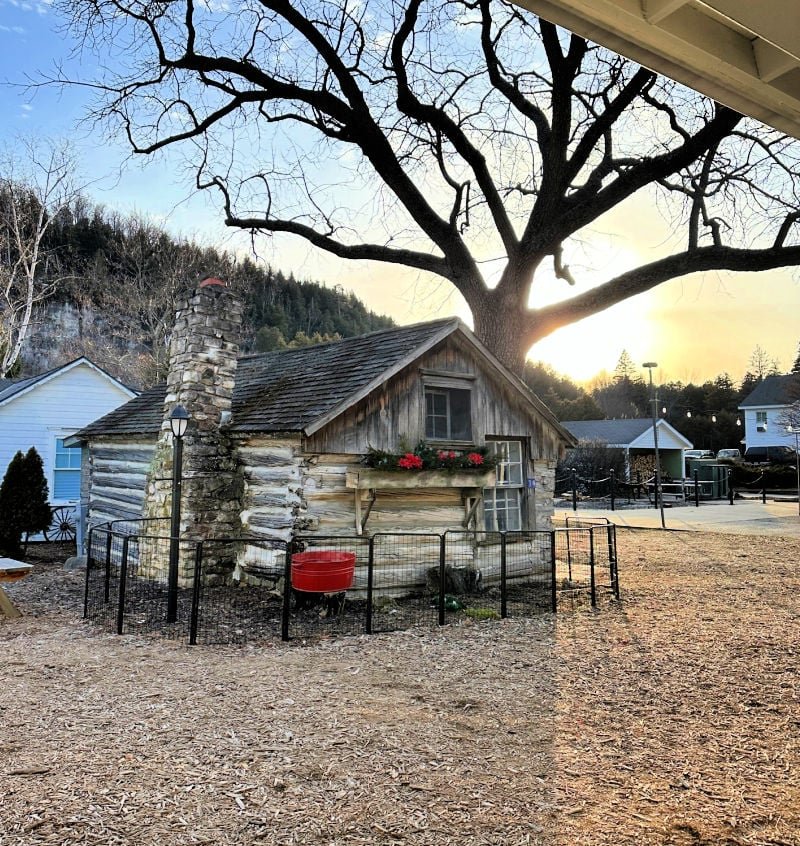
[{"left": 141, "top": 278, "right": 244, "bottom": 582}]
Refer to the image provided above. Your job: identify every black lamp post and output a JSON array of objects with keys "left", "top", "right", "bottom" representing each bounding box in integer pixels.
[
  {"left": 787, "top": 425, "right": 800, "bottom": 519},
  {"left": 167, "top": 405, "right": 189, "bottom": 624},
  {"left": 643, "top": 362, "right": 666, "bottom": 529}
]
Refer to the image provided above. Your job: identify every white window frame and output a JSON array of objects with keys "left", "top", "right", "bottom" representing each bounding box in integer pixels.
[
  {"left": 756, "top": 411, "right": 768, "bottom": 432},
  {"left": 51, "top": 433, "right": 81, "bottom": 504},
  {"left": 484, "top": 439, "right": 525, "bottom": 532}
]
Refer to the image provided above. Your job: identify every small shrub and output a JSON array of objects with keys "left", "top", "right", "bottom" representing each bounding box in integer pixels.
[
  {"left": 464, "top": 607, "right": 500, "bottom": 621},
  {"left": 730, "top": 463, "right": 797, "bottom": 490},
  {"left": 0, "top": 447, "right": 52, "bottom": 556}
]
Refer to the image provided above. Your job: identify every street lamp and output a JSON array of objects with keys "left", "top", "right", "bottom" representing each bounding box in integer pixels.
[
  {"left": 167, "top": 405, "right": 190, "bottom": 623},
  {"left": 786, "top": 426, "right": 800, "bottom": 518},
  {"left": 643, "top": 362, "right": 666, "bottom": 529}
]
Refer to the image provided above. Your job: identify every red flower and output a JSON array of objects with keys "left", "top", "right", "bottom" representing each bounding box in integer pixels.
[
  {"left": 398, "top": 453, "right": 423, "bottom": 470},
  {"left": 467, "top": 452, "right": 484, "bottom": 466},
  {"left": 448, "top": 451, "right": 456, "bottom": 459}
]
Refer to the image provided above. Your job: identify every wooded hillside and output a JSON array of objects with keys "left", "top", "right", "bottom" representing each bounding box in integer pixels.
[{"left": 17, "top": 198, "right": 393, "bottom": 387}]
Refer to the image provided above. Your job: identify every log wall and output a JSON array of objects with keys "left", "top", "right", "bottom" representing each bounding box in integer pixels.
[{"left": 85, "top": 438, "right": 157, "bottom": 527}]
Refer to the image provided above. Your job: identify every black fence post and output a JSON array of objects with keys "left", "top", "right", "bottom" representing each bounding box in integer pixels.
[
  {"left": 189, "top": 541, "right": 203, "bottom": 646},
  {"left": 728, "top": 469, "right": 734, "bottom": 505},
  {"left": 281, "top": 541, "right": 294, "bottom": 642},
  {"left": 693, "top": 469, "right": 700, "bottom": 507},
  {"left": 589, "top": 529, "right": 597, "bottom": 609},
  {"left": 635, "top": 470, "right": 641, "bottom": 500},
  {"left": 762, "top": 486, "right": 767, "bottom": 504},
  {"left": 571, "top": 468, "right": 577, "bottom": 511},
  {"left": 609, "top": 469, "right": 616, "bottom": 511},
  {"left": 438, "top": 534, "right": 446, "bottom": 627},
  {"left": 103, "top": 530, "right": 113, "bottom": 604},
  {"left": 116, "top": 536, "right": 130, "bottom": 636},
  {"left": 500, "top": 532, "right": 508, "bottom": 619},
  {"left": 565, "top": 525, "right": 573, "bottom": 581},
  {"left": 608, "top": 524, "right": 620, "bottom": 600},
  {"left": 366, "top": 536, "right": 375, "bottom": 635},
  {"left": 83, "top": 527, "right": 94, "bottom": 619},
  {"left": 550, "top": 531, "right": 557, "bottom": 613}
]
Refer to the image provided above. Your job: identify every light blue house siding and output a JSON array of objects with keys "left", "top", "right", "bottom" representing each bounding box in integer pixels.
[{"left": 0, "top": 359, "right": 136, "bottom": 507}]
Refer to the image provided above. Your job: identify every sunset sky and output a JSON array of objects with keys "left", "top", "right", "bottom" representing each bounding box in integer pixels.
[{"left": 1, "top": 0, "right": 799, "bottom": 388}]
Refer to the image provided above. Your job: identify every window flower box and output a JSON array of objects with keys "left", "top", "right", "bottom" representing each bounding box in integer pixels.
[{"left": 346, "top": 468, "right": 495, "bottom": 490}]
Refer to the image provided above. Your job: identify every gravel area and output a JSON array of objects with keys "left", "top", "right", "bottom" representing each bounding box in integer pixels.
[{"left": 1, "top": 530, "right": 798, "bottom": 845}]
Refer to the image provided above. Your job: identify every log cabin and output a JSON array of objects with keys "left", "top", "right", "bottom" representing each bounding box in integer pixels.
[{"left": 69, "top": 280, "right": 574, "bottom": 590}]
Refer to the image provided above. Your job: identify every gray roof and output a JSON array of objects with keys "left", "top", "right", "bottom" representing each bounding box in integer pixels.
[
  {"left": 561, "top": 418, "right": 654, "bottom": 445},
  {"left": 0, "top": 357, "right": 136, "bottom": 407},
  {"left": 739, "top": 374, "right": 800, "bottom": 408},
  {"left": 75, "top": 319, "right": 572, "bottom": 443}
]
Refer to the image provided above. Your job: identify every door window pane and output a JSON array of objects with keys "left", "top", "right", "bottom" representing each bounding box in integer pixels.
[
  {"left": 484, "top": 439, "right": 525, "bottom": 530},
  {"left": 484, "top": 488, "right": 521, "bottom": 531}
]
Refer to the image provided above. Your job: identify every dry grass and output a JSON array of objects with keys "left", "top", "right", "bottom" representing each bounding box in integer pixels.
[{"left": 1, "top": 530, "right": 798, "bottom": 845}]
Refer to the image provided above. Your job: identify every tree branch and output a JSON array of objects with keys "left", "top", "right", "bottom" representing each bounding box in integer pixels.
[
  {"left": 392, "top": 0, "right": 518, "bottom": 253},
  {"left": 531, "top": 245, "right": 800, "bottom": 340}
]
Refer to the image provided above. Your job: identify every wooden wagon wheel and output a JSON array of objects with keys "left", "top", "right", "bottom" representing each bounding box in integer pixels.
[{"left": 45, "top": 506, "right": 77, "bottom": 543}]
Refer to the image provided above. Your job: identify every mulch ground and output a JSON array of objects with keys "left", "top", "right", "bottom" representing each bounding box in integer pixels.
[{"left": 1, "top": 530, "right": 798, "bottom": 845}]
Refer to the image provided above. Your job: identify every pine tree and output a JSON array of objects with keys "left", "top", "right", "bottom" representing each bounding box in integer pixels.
[
  {"left": 0, "top": 447, "right": 51, "bottom": 556},
  {"left": 613, "top": 350, "right": 637, "bottom": 383},
  {"left": 791, "top": 343, "right": 800, "bottom": 375},
  {"left": 22, "top": 448, "right": 52, "bottom": 537}
]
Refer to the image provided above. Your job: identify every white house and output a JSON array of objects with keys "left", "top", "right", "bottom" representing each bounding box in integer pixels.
[
  {"left": 561, "top": 418, "right": 693, "bottom": 479},
  {"left": 739, "top": 375, "right": 799, "bottom": 452},
  {"left": 0, "top": 358, "right": 137, "bottom": 532}
]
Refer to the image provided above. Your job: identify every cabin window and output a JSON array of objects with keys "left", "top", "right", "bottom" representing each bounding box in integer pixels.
[
  {"left": 53, "top": 438, "right": 81, "bottom": 500},
  {"left": 424, "top": 387, "right": 472, "bottom": 441},
  {"left": 756, "top": 411, "right": 768, "bottom": 432},
  {"left": 484, "top": 439, "right": 524, "bottom": 531}
]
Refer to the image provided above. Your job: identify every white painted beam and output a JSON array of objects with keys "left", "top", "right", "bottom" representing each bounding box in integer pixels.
[
  {"left": 644, "top": 0, "right": 690, "bottom": 25},
  {"left": 754, "top": 39, "right": 800, "bottom": 83},
  {"left": 701, "top": 0, "right": 800, "bottom": 63},
  {"left": 512, "top": 0, "right": 800, "bottom": 138}
]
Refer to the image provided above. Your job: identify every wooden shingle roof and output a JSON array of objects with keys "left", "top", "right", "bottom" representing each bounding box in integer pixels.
[{"left": 75, "top": 319, "right": 572, "bottom": 443}]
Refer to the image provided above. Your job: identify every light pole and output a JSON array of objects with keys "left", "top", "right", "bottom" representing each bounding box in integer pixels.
[
  {"left": 787, "top": 426, "right": 800, "bottom": 518},
  {"left": 167, "top": 405, "right": 189, "bottom": 624},
  {"left": 643, "top": 362, "right": 666, "bottom": 529}
]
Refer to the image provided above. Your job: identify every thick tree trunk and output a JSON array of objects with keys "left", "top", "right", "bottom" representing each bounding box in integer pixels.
[{"left": 472, "top": 291, "right": 532, "bottom": 376}]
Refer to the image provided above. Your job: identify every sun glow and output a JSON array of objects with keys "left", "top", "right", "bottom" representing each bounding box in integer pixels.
[
  {"left": 529, "top": 295, "right": 655, "bottom": 383},
  {"left": 525, "top": 236, "right": 659, "bottom": 383}
]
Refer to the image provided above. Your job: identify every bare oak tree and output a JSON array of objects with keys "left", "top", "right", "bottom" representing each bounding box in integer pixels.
[
  {"left": 0, "top": 139, "right": 80, "bottom": 377},
  {"left": 53, "top": 0, "right": 800, "bottom": 372}
]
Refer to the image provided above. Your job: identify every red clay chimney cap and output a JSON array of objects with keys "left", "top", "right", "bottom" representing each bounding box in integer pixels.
[{"left": 199, "top": 276, "right": 227, "bottom": 289}]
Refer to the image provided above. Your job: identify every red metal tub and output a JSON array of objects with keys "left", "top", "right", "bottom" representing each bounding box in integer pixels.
[{"left": 291, "top": 551, "right": 356, "bottom": 593}]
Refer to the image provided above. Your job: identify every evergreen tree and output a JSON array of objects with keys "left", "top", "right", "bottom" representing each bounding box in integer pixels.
[
  {"left": 791, "top": 343, "right": 800, "bottom": 375},
  {"left": 613, "top": 350, "right": 637, "bottom": 383},
  {"left": 22, "top": 448, "right": 52, "bottom": 536},
  {"left": 522, "top": 362, "right": 603, "bottom": 421},
  {"left": 0, "top": 447, "right": 51, "bottom": 556}
]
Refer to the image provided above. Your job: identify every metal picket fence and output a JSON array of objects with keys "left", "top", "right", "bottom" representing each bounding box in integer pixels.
[{"left": 84, "top": 521, "right": 620, "bottom": 646}]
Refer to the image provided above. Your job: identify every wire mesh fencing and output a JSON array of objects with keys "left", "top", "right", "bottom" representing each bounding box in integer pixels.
[
  {"left": 84, "top": 522, "right": 621, "bottom": 646},
  {"left": 558, "top": 518, "right": 620, "bottom": 604}
]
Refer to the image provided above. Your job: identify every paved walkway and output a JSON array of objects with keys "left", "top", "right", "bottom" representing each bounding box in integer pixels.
[{"left": 556, "top": 498, "right": 800, "bottom": 536}]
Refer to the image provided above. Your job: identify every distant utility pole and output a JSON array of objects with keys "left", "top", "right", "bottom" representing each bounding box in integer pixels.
[{"left": 643, "top": 362, "right": 666, "bottom": 529}]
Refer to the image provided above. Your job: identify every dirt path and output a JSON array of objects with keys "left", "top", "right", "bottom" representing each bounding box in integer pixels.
[{"left": 1, "top": 530, "right": 798, "bottom": 845}]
